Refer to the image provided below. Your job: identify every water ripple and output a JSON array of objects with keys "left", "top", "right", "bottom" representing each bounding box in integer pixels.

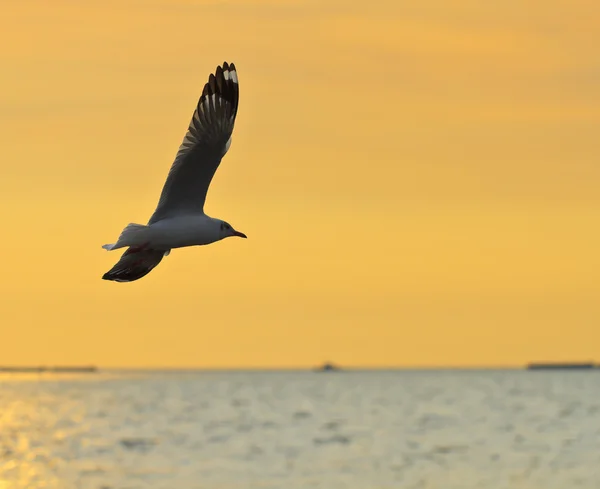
[{"left": 0, "top": 370, "right": 600, "bottom": 488}]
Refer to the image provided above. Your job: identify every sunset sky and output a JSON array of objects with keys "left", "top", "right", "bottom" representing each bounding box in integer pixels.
[{"left": 1, "top": 0, "right": 599, "bottom": 368}]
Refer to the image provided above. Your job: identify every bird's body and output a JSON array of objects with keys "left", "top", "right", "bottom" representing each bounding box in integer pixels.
[
  {"left": 103, "top": 215, "right": 220, "bottom": 250},
  {"left": 145, "top": 215, "right": 225, "bottom": 249},
  {"left": 102, "top": 62, "right": 246, "bottom": 282}
]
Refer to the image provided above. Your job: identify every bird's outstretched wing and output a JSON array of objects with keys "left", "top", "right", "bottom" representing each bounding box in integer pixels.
[
  {"left": 148, "top": 62, "right": 239, "bottom": 224},
  {"left": 102, "top": 248, "right": 167, "bottom": 282}
]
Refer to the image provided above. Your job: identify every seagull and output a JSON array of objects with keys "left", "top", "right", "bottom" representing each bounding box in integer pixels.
[{"left": 102, "top": 62, "right": 246, "bottom": 282}]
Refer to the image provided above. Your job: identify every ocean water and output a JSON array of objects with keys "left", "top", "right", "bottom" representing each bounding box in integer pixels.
[{"left": 1, "top": 369, "right": 599, "bottom": 489}]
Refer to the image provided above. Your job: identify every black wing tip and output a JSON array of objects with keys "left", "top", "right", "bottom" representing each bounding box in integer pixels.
[
  {"left": 198, "top": 61, "right": 239, "bottom": 115},
  {"left": 102, "top": 268, "right": 153, "bottom": 283},
  {"left": 190, "top": 61, "right": 239, "bottom": 140},
  {"left": 222, "top": 61, "right": 235, "bottom": 71},
  {"left": 217, "top": 61, "right": 238, "bottom": 84},
  {"left": 102, "top": 249, "right": 165, "bottom": 283},
  {"left": 102, "top": 270, "right": 130, "bottom": 282},
  {"left": 102, "top": 270, "right": 147, "bottom": 283},
  {"left": 201, "top": 62, "right": 239, "bottom": 96},
  {"left": 102, "top": 272, "right": 122, "bottom": 282}
]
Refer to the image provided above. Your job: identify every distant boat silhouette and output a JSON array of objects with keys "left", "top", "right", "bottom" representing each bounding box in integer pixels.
[
  {"left": 0, "top": 365, "right": 97, "bottom": 373},
  {"left": 527, "top": 362, "right": 597, "bottom": 370},
  {"left": 315, "top": 362, "right": 341, "bottom": 372}
]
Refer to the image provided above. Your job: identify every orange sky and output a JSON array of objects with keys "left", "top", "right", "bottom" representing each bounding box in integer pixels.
[{"left": 1, "top": 0, "right": 599, "bottom": 368}]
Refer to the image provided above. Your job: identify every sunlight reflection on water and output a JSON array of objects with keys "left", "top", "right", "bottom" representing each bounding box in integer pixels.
[{"left": 1, "top": 370, "right": 599, "bottom": 489}]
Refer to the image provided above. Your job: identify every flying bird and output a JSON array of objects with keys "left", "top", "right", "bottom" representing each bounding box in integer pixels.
[{"left": 102, "top": 62, "right": 246, "bottom": 282}]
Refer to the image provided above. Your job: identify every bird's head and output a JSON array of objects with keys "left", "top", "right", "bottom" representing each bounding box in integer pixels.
[{"left": 219, "top": 220, "right": 247, "bottom": 240}]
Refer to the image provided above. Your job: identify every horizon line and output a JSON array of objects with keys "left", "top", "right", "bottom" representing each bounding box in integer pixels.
[{"left": 1, "top": 361, "right": 598, "bottom": 372}]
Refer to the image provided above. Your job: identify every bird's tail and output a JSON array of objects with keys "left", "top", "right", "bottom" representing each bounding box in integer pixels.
[
  {"left": 102, "top": 247, "right": 168, "bottom": 283},
  {"left": 102, "top": 223, "right": 149, "bottom": 251}
]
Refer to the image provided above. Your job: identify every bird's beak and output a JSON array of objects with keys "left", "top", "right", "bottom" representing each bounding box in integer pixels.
[{"left": 233, "top": 230, "right": 247, "bottom": 239}]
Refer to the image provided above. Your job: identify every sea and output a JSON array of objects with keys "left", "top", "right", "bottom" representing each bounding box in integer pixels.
[{"left": 1, "top": 369, "right": 599, "bottom": 489}]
